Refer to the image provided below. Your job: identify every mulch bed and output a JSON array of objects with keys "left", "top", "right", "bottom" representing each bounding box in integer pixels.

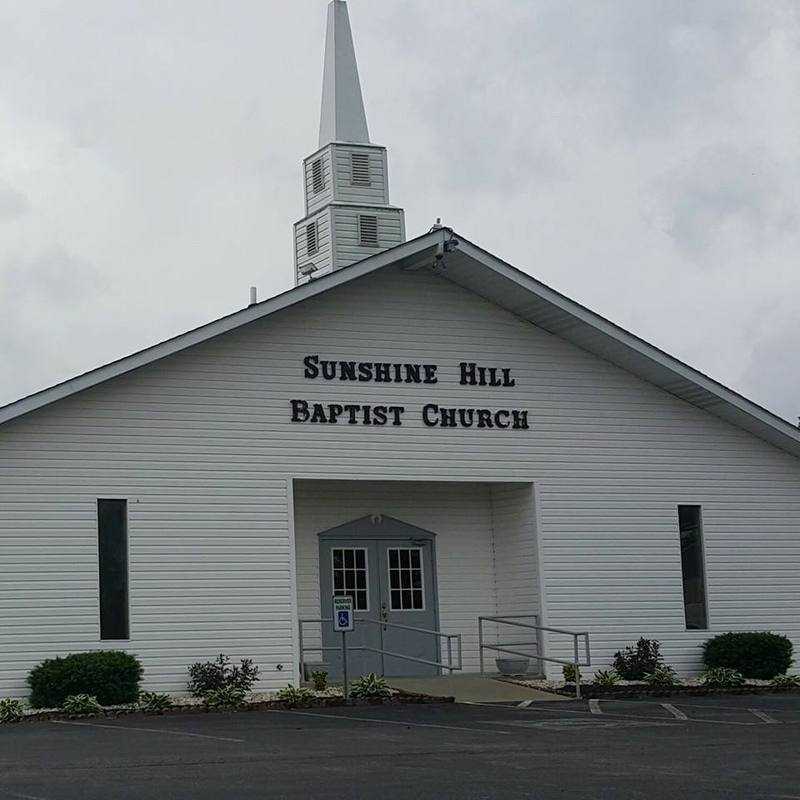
[{"left": 555, "top": 684, "right": 800, "bottom": 700}]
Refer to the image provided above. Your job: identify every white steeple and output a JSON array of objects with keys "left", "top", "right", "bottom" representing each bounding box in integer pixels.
[
  {"left": 292, "top": 0, "right": 405, "bottom": 285},
  {"left": 319, "top": 0, "right": 370, "bottom": 147}
]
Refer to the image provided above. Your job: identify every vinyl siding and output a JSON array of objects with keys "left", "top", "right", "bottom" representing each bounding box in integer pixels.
[
  {"left": 303, "top": 149, "right": 333, "bottom": 215},
  {"left": 1, "top": 265, "right": 799, "bottom": 697},
  {"left": 331, "top": 145, "right": 389, "bottom": 206},
  {"left": 293, "top": 209, "right": 332, "bottom": 281},
  {"left": 332, "top": 207, "right": 405, "bottom": 270}
]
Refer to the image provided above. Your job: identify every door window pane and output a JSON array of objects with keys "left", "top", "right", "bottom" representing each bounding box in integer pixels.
[
  {"left": 387, "top": 548, "right": 425, "bottom": 610},
  {"left": 331, "top": 548, "right": 369, "bottom": 611}
]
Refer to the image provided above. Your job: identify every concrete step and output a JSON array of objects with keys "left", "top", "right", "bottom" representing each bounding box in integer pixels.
[{"left": 386, "top": 674, "right": 565, "bottom": 704}]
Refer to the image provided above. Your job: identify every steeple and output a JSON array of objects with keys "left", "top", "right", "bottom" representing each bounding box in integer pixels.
[
  {"left": 319, "top": 0, "right": 370, "bottom": 147},
  {"left": 293, "top": 0, "right": 405, "bottom": 285}
]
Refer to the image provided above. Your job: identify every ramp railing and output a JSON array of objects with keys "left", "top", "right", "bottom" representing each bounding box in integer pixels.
[{"left": 478, "top": 614, "right": 591, "bottom": 699}]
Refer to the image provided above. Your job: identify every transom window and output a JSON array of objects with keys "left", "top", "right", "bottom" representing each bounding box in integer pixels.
[
  {"left": 388, "top": 547, "right": 424, "bottom": 610},
  {"left": 332, "top": 547, "right": 368, "bottom": 611}
]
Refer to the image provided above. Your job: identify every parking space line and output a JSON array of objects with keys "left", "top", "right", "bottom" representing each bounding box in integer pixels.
[
  {"left": 588, "top": 700, "right": 602, "bottom": 715},
  {"left": 0, "top": 790, "right": 51, "bottom": 800},
  {"left": 50, "top": 720, "right": 245, "bottom": 743},
  {"left": 267, "top": 708, "right": 512, "bottom": 735},
  {"left": 517, "top": 700, "right": 534, "bottom": 708},
  {"left": 660, "top": 703, "right": 688, "bottom": 720},
  {"left": 749, "top": 708, "right": 780, "bottom": 724}
]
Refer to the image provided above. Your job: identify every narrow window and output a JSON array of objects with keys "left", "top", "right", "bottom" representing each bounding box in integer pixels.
[
  {"left": 351, "top": 152, "right": 370, "bottom": 186},
  {"left": 387, "top": 547, "right": 425, "bottom": 610},
  {"left": 97, "top": 499, "right": 129, "bottom": 640},
  {"left": 678, "top": 505, "right": 708, "bottom": 630},
  {"left": 311, "top": 158, "right": 325, "bottom": 194},
  {"left": 359, "top": 214, "right": 379, "bottom": 247},
  {"left": 305, "top": 221, "right": 318, "bottom": 255},
  {"left": 331, "top": 547, "right": 369, "bottom": 611}
]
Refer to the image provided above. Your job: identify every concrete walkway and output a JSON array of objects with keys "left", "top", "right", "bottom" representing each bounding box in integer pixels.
[{"left": 387, "top": 674, "right": 565, "bottom": 703}]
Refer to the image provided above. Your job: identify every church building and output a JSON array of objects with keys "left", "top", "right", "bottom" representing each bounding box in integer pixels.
[{"left": 2, "top": 1, "right": 799, "bottom": 698}]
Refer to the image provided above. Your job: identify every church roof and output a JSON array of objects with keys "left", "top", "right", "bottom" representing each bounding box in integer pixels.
[{"left": 2, "top": 226, "right": 799, "bottom": 461}]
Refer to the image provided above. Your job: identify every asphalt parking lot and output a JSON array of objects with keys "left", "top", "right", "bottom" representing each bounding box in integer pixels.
[{"left": 1, "top": 694, "right": 799, "bottom": 799}]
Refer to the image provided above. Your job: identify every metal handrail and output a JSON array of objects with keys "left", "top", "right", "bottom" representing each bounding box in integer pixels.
[
  {"left": 299, "top": 616, "right": 462, "bottom": 682},
  {"left": 478, "top": 614, "right": 591, "bottom": 699}
]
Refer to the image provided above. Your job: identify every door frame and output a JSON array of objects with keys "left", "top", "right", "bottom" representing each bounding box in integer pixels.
[{"left": 317, "top": 515, "right": 442, "bottom": 673}]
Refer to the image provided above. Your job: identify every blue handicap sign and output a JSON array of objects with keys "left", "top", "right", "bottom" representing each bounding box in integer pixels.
[{"left": 337, "top": 610, "right": 350, "bottom": 627}]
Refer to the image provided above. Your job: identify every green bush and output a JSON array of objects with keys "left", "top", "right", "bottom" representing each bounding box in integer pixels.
[
  {"left": 0, "top": 698, "right": 24, "bottom": 723},
  {"left": 138, "top": 691, "right": 173, "bottom": 714},
  {"left": 592, "top": 669, "right": 619, "bottom": 687},
  {"left": 202, "top": 685, "right": 247, "bottom": 711},
  {"left": 350, "top": 673, "right": 391, "bottom": 700},
  {"left": 702, "top": 632, "right": 793, "bottom": 680},
  {"left": 643, "top": 664, "right": 681, "bottom": 688},
  {"left": 310, "top": 670, "right": 328, "bottom": 692},
  {"left": 613, "top": 639, "right": 662, "bottom": 680},
  {"left": 562, "top": 663, "right": 581, "bottom": 683},
  {"left": 27, "top": 651, "right": 143, "bottom": 709},
  {"left": 187, "top": 654, "right": 260, "bottom": 699},
  {"left": 62, "top": 694, "right": 103, "bottom": 716},
  {"left": 700, "top": 667, "right": 746, "bottom": 689},
  {"left": 275, "top": 685, "right": 315, "bottom": 708},
  {"left": 770, "top": 674, "right": 800, "bottom": 690}
]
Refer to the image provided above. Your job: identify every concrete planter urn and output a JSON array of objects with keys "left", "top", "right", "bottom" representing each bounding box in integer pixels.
[{"left": 495, "top": 657, "right": 530, "bottom": 676}]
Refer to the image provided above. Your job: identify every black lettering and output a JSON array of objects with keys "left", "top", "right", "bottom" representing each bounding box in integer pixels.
[
  {"left": 372, "top": 406, "right": 388, "bottom": 425},
  {"left": 320, "top": 360, "right": 336, "bottom": 380},
  {"left": 393, "top": 364, "right": 402, "bottom": 382},
  {"left": 339, "top": 361, "right": 356, "bottom": 381},
  {"left": 362, "top": 405, "right": 372, "bottom": 425},
  {"left": 488, "top": 367, "right": 502, "bottom": 387},
  {"left": 344, "top": 404, "right": 360, "bottom": 424},
  {"left": 512, "top": 410, "right": 529, "bottom": 430},
  {"left": 459, "top": 362, "right": 477, "bottom": 385},
  {"left": 328, "top": 403, "right": 344, "bottom": 424},
  {"left": 476, "top": 409, "right": 493, "bottom": 428},
  {"left": 423, "top": 364, "right": 438, "bottom": 384},
  {"left": 290, "top": 399, "right": 310, "bottom": 422},
  {"left": 477, "top": 366, "right": 487, "bottom": 386},
  {"left": 310, "top": 403, "right": 328, "bottom": 423},
  {"left": 440, "top": 407, "right": 457, "bottom": 427},
  {"left": 358, "top": 362, "right": 373, "bottom": 382},
  {"left": 494, "top": 409, "right": 510, "bottom": 429},
  {"left": 374, "top": 363, "right": 391, "bottom": 382},
  {"left": 303, "top": 355, "right": 319, "bottom": 379},
  {"left": 502, "top": 368, "right": 516, "bottom": 387},
  {"left": 388, "top": 406, "right": 405, "bottom": 426},
  {"left": 404, "top": 364, "right": 421, "bottom": 383},
  {"left": 457, "top": 408, "right": 474, "bottom": 427},
  {"left": 422, "top": 403, "right": 438, "bottom": 427}
]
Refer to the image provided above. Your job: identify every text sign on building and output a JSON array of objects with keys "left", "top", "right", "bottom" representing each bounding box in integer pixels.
[{"left": 333, "top": 595, "right": 354, "bottom": 632}]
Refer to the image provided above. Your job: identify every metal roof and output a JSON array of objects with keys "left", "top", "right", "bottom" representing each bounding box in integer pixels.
[{"left": 2, "top": 227, "right": 799, "bottom": 461}]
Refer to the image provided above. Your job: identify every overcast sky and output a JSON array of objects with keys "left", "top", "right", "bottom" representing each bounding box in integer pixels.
[{"left": 1, "top": 0, "right": 798, "bottom": 423}]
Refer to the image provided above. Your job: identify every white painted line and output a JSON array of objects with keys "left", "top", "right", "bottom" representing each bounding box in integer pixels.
[
  {"left": 661, "top": 703, "right": 688, "bottom": 720},
  {"left": 749, "top": 708, "right": 780, "bottom": 724},
  {"left": 0, "top": 790, "right": 51, "bottom": 800},
  {"left": 588, "top": 699, "right": 602, "bottom": 715},
  {"left": 267, "top": 708, "right": 511, "bottom": 735},
  {"left": 50, "top": 720, "right": 245, "bottom": 743},
  {"left": 517, "top": 700, "right": 534, "bottom": 708}
]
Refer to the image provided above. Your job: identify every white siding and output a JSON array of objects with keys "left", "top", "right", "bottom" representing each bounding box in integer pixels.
[
  {"left": 303, "top": 148, "right": 333, "bottom": 215},
  {"left": 293, "top": 209, "right": 332, "bottom": 281},
  {"left": 1, "top": 264, "right": 799, "bottom": 697},
  {"left": 331, "top": 145, "right": 389, "bottom": 206},
  {"left": 332, "top": 207, "right": 405, "bottom": 270}
]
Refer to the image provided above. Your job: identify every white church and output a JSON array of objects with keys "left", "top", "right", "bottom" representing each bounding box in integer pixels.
[{"left": 1, "top": 1, "right": 799, "bottom": 698}]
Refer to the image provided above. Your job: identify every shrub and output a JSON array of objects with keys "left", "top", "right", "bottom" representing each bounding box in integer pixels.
[
  {"left": 187, "top": 654, "right": 260, "bottom": 699},
  {"left": 700, "top": 667, "right": 746, "bottom": 689},
  {"left": 138, "top": 691, "right": 173, "bottom": 714},
  {"left": 350, "top": 673, "right": 391, "bottom": 700},
  {"left": 27, "top": 651, "right": 143, "bottom": 709},
  {"left": 643, "top": 664, "right": 681, "bottom": 688},
  {"left": 202, "top": 686, "right": 247, "bottom": 711},
  {"left": 613, "top": 639, "right": 662, "bottom": 680},
  {"left": 275, "top": 685, "right": 315, "bottom": 708},
  {"left": 0, "top": 698, "right": 24, "bottom": 724},
  {"left": 310, "top": 670, "right": 328, "bottom": 692},
  {"left": 593, "top": 669, "right": 619, "bottom": 688},
  {"left": 62, "top": 694, "right": 103, "bottom": 716},
  {"left": 562, "top": 663, "right": 581, "bottom": 684},
  {"left": 770, "top": 674, "right": 800, "bottom": 690},
  {"left": 702, "top": 632, "right": 793, "bottom": 680}
]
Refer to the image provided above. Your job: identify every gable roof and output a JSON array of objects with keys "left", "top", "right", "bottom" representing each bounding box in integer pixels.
[{"left": 2, "top": 227, "right": 799, "bottom": 460}]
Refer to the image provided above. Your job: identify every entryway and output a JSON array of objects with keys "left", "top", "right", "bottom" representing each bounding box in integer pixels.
[{"left": 318, "top": 515, "right": 441, "bottom": 679}]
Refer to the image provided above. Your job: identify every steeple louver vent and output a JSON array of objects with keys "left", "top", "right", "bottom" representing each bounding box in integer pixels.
[
  {"left": 359, "top": 214, "right": 379, "bottom": 247},
  {"left": 311, "top": 158, "right": 325, "bottom": 194},
  {"left": 351, "top": 152, "right": 370, "bottom": 186},
  {"left": 306, "top": 221, "right": 319, "bottom": 255}
]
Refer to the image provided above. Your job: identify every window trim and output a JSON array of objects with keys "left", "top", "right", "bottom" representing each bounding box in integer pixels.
[
  {"left": 386, "top": 546, "right": 426, "bottom": 612},
  {"left": 97, "top": 498, "right": 130, "bottom": 641},
  {"left": 330, "top": 546, "right": 370, "bottom": 612},
  {"left": 677, "top": 504, "right": 710, "bottom": 631}
]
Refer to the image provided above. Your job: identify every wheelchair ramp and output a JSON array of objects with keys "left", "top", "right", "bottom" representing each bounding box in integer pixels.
[{"left": 387, "top": 675, "right": 565, "bottom": 703}]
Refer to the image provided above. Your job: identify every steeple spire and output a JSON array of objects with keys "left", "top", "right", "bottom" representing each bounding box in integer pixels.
[{"left": 319, "top": 0, "right": 370, "bottom": 147}]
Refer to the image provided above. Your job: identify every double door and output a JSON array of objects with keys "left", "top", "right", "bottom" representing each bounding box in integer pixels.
[{"left": 319, "top": 517, "right": 439, "bottom": 679}]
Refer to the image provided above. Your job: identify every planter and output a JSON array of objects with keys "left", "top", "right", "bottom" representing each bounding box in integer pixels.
[{"left": 496, "top": 657, "right": 530, "bottom": 676}]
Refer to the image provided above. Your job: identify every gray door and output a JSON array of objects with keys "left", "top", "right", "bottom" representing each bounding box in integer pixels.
[{"left": 319, "top": 516, "right": 439, "bottom": 680}]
